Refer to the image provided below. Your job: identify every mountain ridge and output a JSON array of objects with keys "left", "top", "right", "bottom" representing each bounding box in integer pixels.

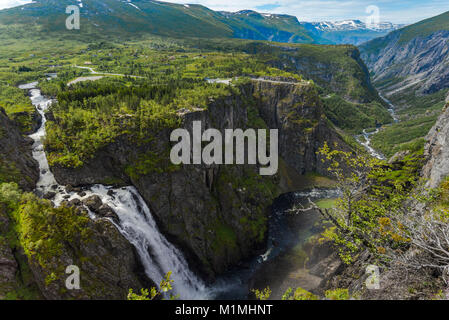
[{"left": 0, "top": 0, "right": 399, "bottom": 45}]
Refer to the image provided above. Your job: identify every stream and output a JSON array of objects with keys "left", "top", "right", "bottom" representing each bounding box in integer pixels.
[
  {"left": 19, "top": 77, "right": 342, "bottom": 300},
  {"left": 355, "top": 93, "right": 399, "bottom": 160}
]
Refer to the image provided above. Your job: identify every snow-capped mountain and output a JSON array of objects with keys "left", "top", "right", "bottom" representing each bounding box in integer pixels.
[
  {"left": 301, "top": 20, "right": 405, "bottom": 45},
  {"left": 303, "top": 20, "right": 403, "bottom": 32}
]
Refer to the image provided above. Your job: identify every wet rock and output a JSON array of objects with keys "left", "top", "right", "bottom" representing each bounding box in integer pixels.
[
  {"left": 65, "top": 185, "right": 74, "bottom": 193},
  {"left": 77, "top": 191, "right": 86, "bottom": 197},
  {"left": 82, "top": 195, "right": 103, "bottom": 213},
  {"left": 43, "top": 192, "right": 56, "bottom": 200},
  {"left": 63, "top": 195, "right": 71, "bottom": 200},
  {"left": 97, "top": 204, "right": 120, "bottom": 223},
  {"left": 107, "top": 189, "right": 115, "bottom": 197},
  {"left": 68, "top": 198, "right": 82, "bottom": 207},
  {"left": 51, "top": 185, "right": 58, "bottom": 190}
]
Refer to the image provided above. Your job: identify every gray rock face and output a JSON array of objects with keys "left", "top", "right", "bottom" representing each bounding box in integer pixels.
[
  {"left": 361, "top": 30, "right": 449, "bottom": 96},
  {"left": 0, "top": 108, "right": 39, "bottom": 191},
  {"left": 29, "top": 214, "right": 151, "bottom": 300},
  {"left": 422, "top": 96, "right": 449, "bottom": 188},
  {"left": 0, "top": 208, "right": 18, "bottom": 299},
  {"left": 49, "top": 80, "right": 349, "bottom": 279}
]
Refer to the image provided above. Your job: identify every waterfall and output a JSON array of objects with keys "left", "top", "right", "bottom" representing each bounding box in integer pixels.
[{"left": 20, "top": 81, "right": 210, "bottom": 300}]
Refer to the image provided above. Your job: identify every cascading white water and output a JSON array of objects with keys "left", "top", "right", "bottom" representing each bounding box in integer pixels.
[
  {"left": 19, "top": 81, "right": 210, "bottom": 299},
  {"left": 355, "top": 128, "right": 386, "bottom": 160},
  {"left": 355, "top": 93, "right": 399, "bottom": 160}
]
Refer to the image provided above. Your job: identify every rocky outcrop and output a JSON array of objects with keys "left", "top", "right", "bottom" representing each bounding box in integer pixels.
[
  {"left": 0, "top": 207, "right": 19, "bottom": 299},
  {"left": 249, "top": 80, "right": 348, "bottom": 175},
  {"left": 49, "top": 79, "right": 349, "bottom": 280},
  {"left": 28, "top": 209, "right": 151, "bottom": 300},
  {"left": 0, "top": 108, "right": 39, "bottom": 191},
  {"left": 422, "top": 95, "right": 449, "bottom": 188}
]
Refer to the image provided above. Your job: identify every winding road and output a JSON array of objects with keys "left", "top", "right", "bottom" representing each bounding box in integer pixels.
[{"left": 68, "top": 65, "right": 144, "bottom": 86}]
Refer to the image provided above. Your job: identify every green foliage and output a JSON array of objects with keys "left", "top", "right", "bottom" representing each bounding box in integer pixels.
[
  {"left": 0, "top": 84, "right": 36, "bottom": 133},
  {"left": 0, "top": 183, "right": 42, "bottom": 299},
  {"left": 369, "top": 86, "right": 447, "bottom": 158},
  {"left": 325, "top": 288, "right": 350, "bottom": 300},
  {"left": 282, "top": 287, "right": 319, "bottom": 300},
  {"left": 252, "top": 287, "right": 272, "bottom": 301},
  {"left": 128, "top": 272, "right": 178, "bottom": 300},
  {"left": 323, "top": 94, "right": 392, "bottom": 134},
  {"left": 12, "top": 193, "right": 91, "bottom": 269},
  {"left": 252, "top": 286, "right": 319, "bottom": 300},
  {"left": 317, "top": 142, "right": 421, "bottom": 263}
]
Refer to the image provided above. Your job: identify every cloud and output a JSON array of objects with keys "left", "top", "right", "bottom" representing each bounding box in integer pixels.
[{"left": 0, "top": 0, "right": 34, "bottom": 10}]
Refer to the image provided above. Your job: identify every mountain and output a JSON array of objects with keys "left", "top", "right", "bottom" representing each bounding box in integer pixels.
[
  {"left": 301, "top": 20, "right": 404, "bottom": 45},
  {"left": 0, "top": 0, "right": 315, "bottom": 43},
  {"left": 359, "top": 11, "right": 449, "bottom": 157},
  {"left": 218, "top": 10, "right": 314, "bottom": 43},
  {"left": 0, "top": 0, "right": 397, "bottom": 45},
  {"left": 360, "top": 11, "right": 449, "bottom": 96}
]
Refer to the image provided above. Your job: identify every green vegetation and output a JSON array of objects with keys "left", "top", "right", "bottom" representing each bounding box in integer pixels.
[
  {"left": 128, "top": 272, "right": 177, "bottom": 300},
  {"left": 370, "top": 89, "right": 447, "bottom": 158},
  {"left": 0, "top": 0, "right": 316, "bottom": 45},
  {"left": 323, "top": 94, "right": 392, "bottom": 134},
  {"left": 253, "top": 285, "right": 354, "bottom": 300},
  {"left": 318, "top": 142, "right": 423, "bottom": 264},
  {"left": 316, "top": 198, "right": 337, "bottom": 209},
  {"left": 325, "top": 288, "right": 351, "bottom": 300},
  {"left": 13, "top": 193, "right": 91, "bottom": 269},
  {"left": 282, "top": 287, "right": 319, "bottom": 300},
  {"left": 0, "top": 183, "right": 41, "bottom": 299}
]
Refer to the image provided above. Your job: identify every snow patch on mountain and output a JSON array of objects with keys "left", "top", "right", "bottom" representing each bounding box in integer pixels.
[{"left": 301, "top": 19, "right": 404, "bottom": 32}]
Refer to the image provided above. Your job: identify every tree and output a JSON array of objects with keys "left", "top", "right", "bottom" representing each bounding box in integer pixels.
[{"left": 288, "top": 142, "right": 421, "bottom": 264}]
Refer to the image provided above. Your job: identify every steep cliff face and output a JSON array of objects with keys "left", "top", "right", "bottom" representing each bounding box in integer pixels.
[
  {"left": 361, "top": 30, "right": 449, "bottom": 96},
  {"left": 49, "top": 79, "right": 348, "bottom": 279},
  {"left": 422, "top": 95, "right": 449, "bottom": 188},
  {"left": 266, "top": 45, "right": 381, "bottom": 104},
  {"left": 28, "top": 214, "right": 149, "bottom": 300},
  {"left": 0, "top": 108, "right": 39, "bottom": 191},
  {"left": 0, "top": 207, "right": 19, "bottom": 299},
  {"left": 249, "top": 79, "right": 348, "bottom": 175},
  {"left": 360, "top": 11, "right": 449, "bottom": 96}
]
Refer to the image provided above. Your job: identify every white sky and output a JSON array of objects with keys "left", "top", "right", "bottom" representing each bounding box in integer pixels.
[{"left": 0, "top": 0, "right": 33, "bottom": 10}]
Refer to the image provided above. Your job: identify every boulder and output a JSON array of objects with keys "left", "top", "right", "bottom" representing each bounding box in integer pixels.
[{"left": 82, "top": 195, "right": 103, "bottom": 213}]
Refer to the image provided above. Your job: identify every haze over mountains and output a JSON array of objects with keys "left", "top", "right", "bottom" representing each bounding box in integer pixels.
[{"left": 0, "top": 0, "right": 402, "bottom": 45}]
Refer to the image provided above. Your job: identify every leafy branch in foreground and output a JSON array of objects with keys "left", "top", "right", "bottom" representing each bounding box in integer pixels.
[
  {"left": 289, "top": 142, "right": 424, "bottom": 264},
  {"left": 127, "top": 272, "right": 178, "bottom": 300},
  {"left": 253, "top": 286, "right": 354, "bottom": 300}
]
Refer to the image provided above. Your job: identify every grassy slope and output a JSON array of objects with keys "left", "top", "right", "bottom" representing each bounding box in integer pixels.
[
  {"left": 0, "top": 0, "right": 314, "bottom": 43},
  {"left": 371, "top": 88, "right": 448, "bottom": 157}
]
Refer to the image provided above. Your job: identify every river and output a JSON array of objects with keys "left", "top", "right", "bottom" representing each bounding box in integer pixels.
[{"left": 355, "top": 93, "right": 399, "bottom": 160}]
